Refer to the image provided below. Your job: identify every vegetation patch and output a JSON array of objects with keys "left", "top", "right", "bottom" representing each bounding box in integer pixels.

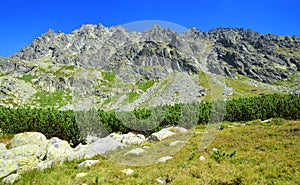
[
  {"left": 18, "top": 74, "right": 38, "bottom": 83},
  {"left": 102, "top": 71, "right": 116, "bottom": 82},
  {"left": 137, "top": 78, "right": 158, "bottom": 92}
]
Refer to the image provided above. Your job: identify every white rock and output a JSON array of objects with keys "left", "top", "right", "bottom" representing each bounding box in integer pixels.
[
  {"left": 36, "top": 160, "right": 54, "bottom": 170},
  {"left": 199, "top": 156, "right": 205, "bottom": 161},
  {"left": 10, "top": 132, "right": 48, "bottom": 149},
  {"left": 6, "top": 144, "right": 46, "bottom": 160},
  {"left": 122, "top": 168, "right": 134, "bottom": 175},
  {"left": 156, "top": 178, "right": 164, "bottom": 184},
  {"left": 119, "top": 132, "right": 146, "bottom": 145},
  {"left": 158, "top": 156, "right": 173, "bottom": 163},
  {"left": 168, "top": 126, "right": 187, "bottom": 133},
  {"left": 0, "top": 143, "right": 6, "bottom": 151},
  {"left": 46, "top": 137, "right": 74, "bottom": 161},
  {"left": 169, "top": 140, "right": 185, "bottom": 146},
  {"left": 124, "top": 148, "right": 145, "bottom": 156},
  {"left": 149, "top": 129, "right": 175, "bottom": 141},
  {"left": 78, "top": 160, "right": 99, "bottom": 168},
  {"left": 212, "top": 148, "right": 218, "bottom": 151},
  {"left": 0, "top": 159, "right": 18, "bottom": 179},
  {"left": 2, "top": 173, "right": 20, "bottom": 184},
  {"left": 76, "top": 172, "right": 88, "bottom": 178}
]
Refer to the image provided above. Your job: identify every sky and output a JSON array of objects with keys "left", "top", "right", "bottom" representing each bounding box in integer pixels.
[{"left": 0, "top": 0, "right": 300, "bottom": 57}]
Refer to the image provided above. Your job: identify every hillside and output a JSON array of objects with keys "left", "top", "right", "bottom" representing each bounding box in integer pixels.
[{"left": 0, "top": 24, "right": 300, "bottom": 110}]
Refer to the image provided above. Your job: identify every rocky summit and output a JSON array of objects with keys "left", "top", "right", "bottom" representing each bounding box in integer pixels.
[{"left": 0, "top": 24, "right": 299, "bottom": 109}]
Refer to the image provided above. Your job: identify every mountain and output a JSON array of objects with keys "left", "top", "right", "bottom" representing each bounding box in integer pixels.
[{"left": 0, "top": 24, "right": 299, "bottom": 110}]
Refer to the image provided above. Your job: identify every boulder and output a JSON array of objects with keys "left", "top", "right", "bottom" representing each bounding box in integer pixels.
[
  {"left": 78, "top": 160, "right": 99, "bottom": 168},
  {"left": 124, "top": 148, "right": 146, "bottom": 156},
  {"left": 122, "top": 168, "right": 134, "bottom": 175},
  {"left": 10, "top": 132, "right": 48, "bottom": 149},
  {"left": 75, "top": 172, "right": 88, "bottom": 178},
  {"left": 5, "top": 144, "right": 46, "bottom": 160},
  {"left": 110, "top": 132, "right": 146, "bottom": 145},
  {"left": 35, "top": 160, "right": 55, "bottom": 170},
  {"left": 2, "top": 173, "right": 20, "bottom": 184},
  {"left": 46, "top": 137, "right": 74, "bottom": 161},
  {"left": 0, "top": 159, "right": 18, "bottom": 179},
  {"left": 149, "top": 129, "right": 175, "bottom": 141},
  {"left": 86, "top": 136, "right": 126, "bottom": 155},
  {"left": 69, "top": 136, "right": 126, "bottom": 161},
  {"left": 169, "top": 140, "right": 185, "bottom": 146},
  {"left": 157, "top": 156, "right": 173, "bottom": 163},
  {"left": 168, "top": 126, "right": 187, "bottom": 133},
  {"left": 0, "top": 143, "right": 6, "bottom": 151}
]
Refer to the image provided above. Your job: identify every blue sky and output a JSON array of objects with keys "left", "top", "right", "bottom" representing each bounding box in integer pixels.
[{"left": 1, "top": 0, "right": 299, "bottom": 57}]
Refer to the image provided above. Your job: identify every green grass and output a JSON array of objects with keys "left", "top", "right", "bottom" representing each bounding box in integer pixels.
[
  {"left": 102, "top": 71, "right": 116, "bottom": 82},
  {"left": 34, "top": 90, "right": 72, "bottom": 108},
  {"left": 225, "top": 77, "right": 277, "bottom": 98},
  {"left": 10, "top": 119, "right": 300, "bottom": 184},
  {"left": 137, "top": 79, "right": 158, "bottom": 92},
  {"left": 127, "top": 91, "right": 139, "bottom": 103},
  {"left": 18, "top": 75, "right": 38, "bottom": 83}
]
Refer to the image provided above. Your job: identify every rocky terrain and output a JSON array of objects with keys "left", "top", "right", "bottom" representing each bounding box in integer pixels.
[{"left": 0, "top": 23, "right": 299, "bottom": 109}]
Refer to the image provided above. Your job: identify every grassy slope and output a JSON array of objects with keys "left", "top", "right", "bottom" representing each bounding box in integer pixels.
[{"left": 11, "top": 120, "right": 300, "bottom": 185}]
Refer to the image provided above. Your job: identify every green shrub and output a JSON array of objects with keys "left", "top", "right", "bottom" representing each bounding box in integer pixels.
[{"left": 0, "top": 93, "right": 299, "bottom": 147}]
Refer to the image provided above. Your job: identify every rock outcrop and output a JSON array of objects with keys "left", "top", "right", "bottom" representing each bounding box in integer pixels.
[{"left": 0, "top": 132, "right": 125, "bottom": 184}]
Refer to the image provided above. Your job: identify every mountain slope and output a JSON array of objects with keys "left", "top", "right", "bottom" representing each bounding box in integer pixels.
[{"left": 0, "top": 24, "right": 299, "bottom": 109}]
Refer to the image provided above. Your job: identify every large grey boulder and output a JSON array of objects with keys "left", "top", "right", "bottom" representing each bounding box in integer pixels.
[
  {"left": 46, "top": 137, "right": 74, "bottom": 161},
  {"left": 10, "top": 132, "right": 48, "bottom": 149},
  {"left": 5, "top": 144, "right": 46, "bottom": 160},
  {"left": 69, "top": 136, "right": 126, "bottom": 161}
]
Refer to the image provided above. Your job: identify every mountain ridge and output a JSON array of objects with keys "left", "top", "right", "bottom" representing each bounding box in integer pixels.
[{"left": 0, "top": 23, "right": 299, "bottom": 109}]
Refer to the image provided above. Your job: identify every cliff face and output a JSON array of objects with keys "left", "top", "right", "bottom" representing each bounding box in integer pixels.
[{"left": 0, "top": 24, "right": 299, "bottom": 109}]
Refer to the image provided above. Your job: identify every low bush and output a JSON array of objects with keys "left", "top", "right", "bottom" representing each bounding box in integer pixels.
[{"left": 0, "top": 93, "right": 299, "bottom": 147}]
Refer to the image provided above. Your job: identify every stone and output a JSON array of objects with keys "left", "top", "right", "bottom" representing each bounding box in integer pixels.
[
  {"left": 75, "top": 172, "right": 88, "bottom": 178},
  {"left": 2, "top": 173, "right": 20, "bottom": 184},
  {"left": 5, "top": 144, "right": 46, "bottom": 160},
  {"left": 169, "top": 140, "right": 185, "bottom": 146},
  {"left": 110, "top": 132, "right": 146, "bottom": 145},
  {"left": 157, "top": 156, "right": 173, "bottom": 163},
  {"left": 10, "top": 132, "right": 48, "bottom": 149},
  {"left": 149, "top": 129, "right": 175, "bottom": 141},
  {"left": 46, "top": 137, "right": 74, "bottom": 161},
  {"left": 212, "top": 148, "right": 218, "bottom": 151},
  {"left": 13, "top": 156, "right": 40, "bottom": 172},
  {"left": 156, "top": 178, "right": 164, "bottom": 184},
  {"left": 78, "top": 160, "right": 99, "bottom": 168},
  {"left": 35, "top": 160, "right": 54, "bottom": 170},
  {"left": 168, "top": 126, "right": 187, "bottom": 133},
  {"left": 0, "top": 159, "right": 18, "bottom": 179},
  {"left": 0, "top": 143, "right": 6, "bottom": 151},
  {"left": 199, "top": 156, "right": 205, "bottom": 161},
  {"left": 122, "top": 168, "right": 134, "bottom": 175},
  {"left": 86, "top": 136, "right": 126, "bottom": 155},
  {"left": 124, "top": 148, "right": 145, "bottom": 156}
]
